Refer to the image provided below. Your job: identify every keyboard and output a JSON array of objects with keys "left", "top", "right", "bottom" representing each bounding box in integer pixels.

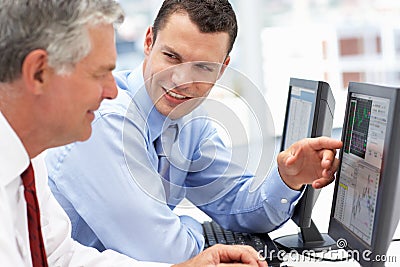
[{"left": 202, "top": 221, "right": 283, "bottom": 267}]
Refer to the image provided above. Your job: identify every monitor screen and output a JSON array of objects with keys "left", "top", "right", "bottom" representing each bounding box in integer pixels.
[
  {"left": 333, "top": 93, "right": 388, "bottom": 246},
  {"left": 329, "top": 82, "right": 400, "bottom": 267},
  {"left": 281, "top": 86, "right": 317, "bottom": 150},
  {"left": 274, "top": 78, "right": 336, "bottom": 252}
]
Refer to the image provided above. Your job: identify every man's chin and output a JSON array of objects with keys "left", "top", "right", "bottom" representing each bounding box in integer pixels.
[
  {"left": 76, "top": 126, "right": 92, "bottom": 142},
  {"left": 161, "top": 103, "right": 201, "bottom": 119}
]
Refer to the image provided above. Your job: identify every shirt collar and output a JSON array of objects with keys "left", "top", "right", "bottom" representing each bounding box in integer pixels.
[{"left": 0, "top": 112, "right": 30, "bottom": 186}]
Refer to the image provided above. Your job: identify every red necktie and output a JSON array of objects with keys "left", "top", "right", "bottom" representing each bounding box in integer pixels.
[{"left": 21, "top": 163, "right": 48, "bottom": 267}]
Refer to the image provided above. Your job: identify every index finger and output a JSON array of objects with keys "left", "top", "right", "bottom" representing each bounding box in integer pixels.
[{"left": 308, "top": 137, "right": 342, "bottom": 151}]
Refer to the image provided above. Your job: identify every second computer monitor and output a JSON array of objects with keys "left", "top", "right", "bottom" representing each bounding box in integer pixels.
[
  {"left": 274, "top": 77, "right": 335, "bottom": 252},
  {"left": 328, "top": 82, "right": 400, "bottom": 267}
]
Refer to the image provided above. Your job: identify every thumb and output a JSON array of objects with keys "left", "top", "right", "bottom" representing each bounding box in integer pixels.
[{"left": 281, "top": 148, "right": 300, "bottom": 167}]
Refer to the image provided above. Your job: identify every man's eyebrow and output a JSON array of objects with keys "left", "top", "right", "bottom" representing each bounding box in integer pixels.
[
  {"left": 195, "top": 61, "right": 218, "bottom": 67},
  {"left": 162, "top": 45, "right": 183, "bottom": 60},
  {"left": 100, "top": 64, "right": 116, "bottom": 72}
]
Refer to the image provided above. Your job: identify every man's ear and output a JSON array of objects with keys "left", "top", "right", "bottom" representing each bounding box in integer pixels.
[
  {"left": 217, "top": 55, "right": 231, "bottom": 80},
  {"left": 21, "top": 49, "right": 48, "bottom": 94},
  {"left": 144, "top": 26, "right": 154, "bottom": 56}
]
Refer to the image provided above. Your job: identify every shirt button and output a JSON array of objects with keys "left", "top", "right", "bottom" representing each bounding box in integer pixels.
[{"left": 280, "top": 198, "right": 288, "bottom": 204}]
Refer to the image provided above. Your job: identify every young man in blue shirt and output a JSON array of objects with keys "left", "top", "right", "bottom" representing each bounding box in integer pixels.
[{"left": 46, "top": 0, "right": 342, "bottom": 264}]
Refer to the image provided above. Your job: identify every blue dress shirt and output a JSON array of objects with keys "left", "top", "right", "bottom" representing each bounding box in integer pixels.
[{"left": 45, "top": 64, "right": 302, "bottom": 263}]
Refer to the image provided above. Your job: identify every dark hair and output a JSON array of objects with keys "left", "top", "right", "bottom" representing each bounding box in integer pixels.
[{"left": 153, "top": 0, "right": 238, "bottom": 55}]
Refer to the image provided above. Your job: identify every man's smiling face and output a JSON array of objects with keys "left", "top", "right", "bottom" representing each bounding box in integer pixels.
[{"left": 142, "top": 12, "right": 230, "bottom": 119}]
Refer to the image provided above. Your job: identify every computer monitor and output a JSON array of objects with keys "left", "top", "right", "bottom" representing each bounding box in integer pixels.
[
  {"left": 274, "top": 77, "right": 336, "bottom": 252},
  {"left": 328, "top": 82, "right": 400, "bottom": 267}
]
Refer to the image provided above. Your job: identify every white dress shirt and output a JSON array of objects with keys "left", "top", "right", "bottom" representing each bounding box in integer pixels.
[{"left": 0, "top": 112, "right": 170, "bottom": 266}]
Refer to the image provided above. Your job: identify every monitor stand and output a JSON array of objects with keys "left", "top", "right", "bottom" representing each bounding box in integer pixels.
[{"left": 274, "top": 220, "right": 336, "bottom": 252}]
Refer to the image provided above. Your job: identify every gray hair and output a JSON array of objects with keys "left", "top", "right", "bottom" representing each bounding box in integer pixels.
[{"left": 0, "top": 0, "right": 124, "bottom": 82}]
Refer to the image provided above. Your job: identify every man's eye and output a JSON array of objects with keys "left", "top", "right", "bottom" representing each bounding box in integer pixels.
[
  {"left": 94, "top": 72, "right": 108, "bottom": 79},
  {"left": 195, "top": 64, "right": 213, "bottom": 72},
  {"left": 164, "top": 52, "right": 178, "bottom": 60}
]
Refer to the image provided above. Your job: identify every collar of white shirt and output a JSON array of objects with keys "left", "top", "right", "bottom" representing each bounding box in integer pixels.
[{"left": 0, "top": 112, "right": 30, "bottom": 186}]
